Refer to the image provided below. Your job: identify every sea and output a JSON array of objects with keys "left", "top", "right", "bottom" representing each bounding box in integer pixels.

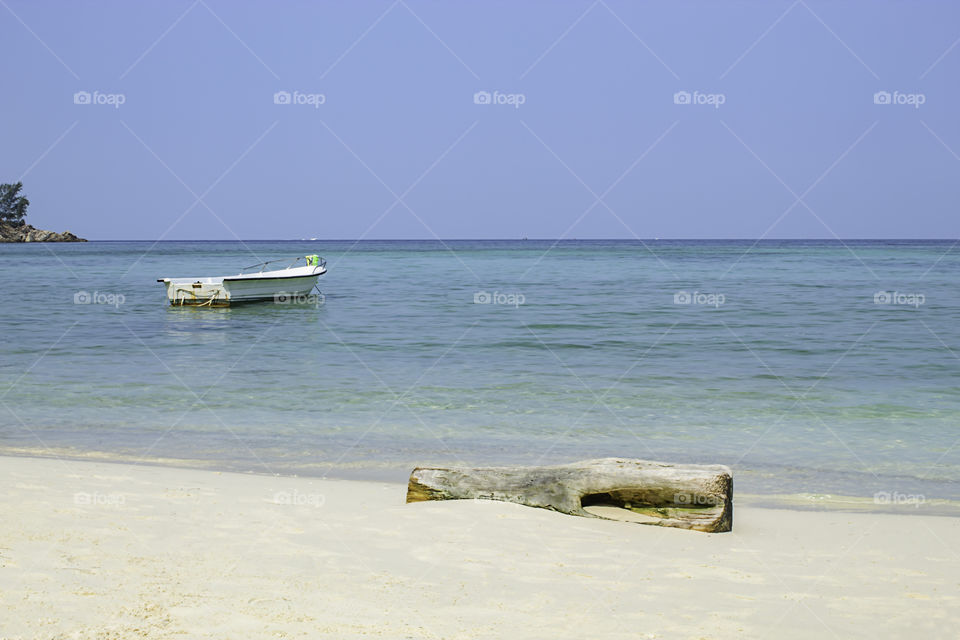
[{"left": 1, "top": 240, "right": 958, "bottom": 508}]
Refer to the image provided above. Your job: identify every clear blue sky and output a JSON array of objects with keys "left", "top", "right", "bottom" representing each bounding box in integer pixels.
[{"left": 3, "top": 1, "right": 958, "bottom": 239}]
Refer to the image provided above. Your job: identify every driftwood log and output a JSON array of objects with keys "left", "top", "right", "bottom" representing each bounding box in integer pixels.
[{"left": 407, "top": 458, "right": 733, "bottom": 533}]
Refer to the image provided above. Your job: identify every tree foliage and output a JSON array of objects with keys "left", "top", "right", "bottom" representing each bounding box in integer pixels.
[{"left": 0, "top": 182, "right": 29, "bottom": 225}]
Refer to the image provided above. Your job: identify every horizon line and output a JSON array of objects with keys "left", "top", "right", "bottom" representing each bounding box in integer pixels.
[{"left": 53, "top": 238, "right": 960, "bottom": 243}]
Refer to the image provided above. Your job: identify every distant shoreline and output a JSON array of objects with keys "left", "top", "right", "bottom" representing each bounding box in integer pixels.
[{"left": 3, "top": 447, "right": 956, "bottom": 518}]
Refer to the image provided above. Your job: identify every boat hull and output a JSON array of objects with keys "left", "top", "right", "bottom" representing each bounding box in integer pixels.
[
  {"left": 223, "top": 274, "right": 321, "bottom": 302},
  {"left": 159, "top": 264, "right": 325, "bottom": 306}
]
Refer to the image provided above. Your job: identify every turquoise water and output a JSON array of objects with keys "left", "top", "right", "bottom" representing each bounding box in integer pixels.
[{"left": 1, "top": 240, "right": 958, "bottom": 500}]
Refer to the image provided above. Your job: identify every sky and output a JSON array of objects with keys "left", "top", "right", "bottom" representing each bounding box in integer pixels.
[{"left": 2, "top": 0, "right": 959, "bottom": 240}]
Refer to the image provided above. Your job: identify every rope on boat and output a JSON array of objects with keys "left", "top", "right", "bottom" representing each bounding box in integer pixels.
[{"left": 174, "top": 288, "right": 221, "bottom": 307}]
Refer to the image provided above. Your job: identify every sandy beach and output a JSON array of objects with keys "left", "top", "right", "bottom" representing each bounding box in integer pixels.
[{"left": 0, "top": 456, "right": 957, "bottom": 639}]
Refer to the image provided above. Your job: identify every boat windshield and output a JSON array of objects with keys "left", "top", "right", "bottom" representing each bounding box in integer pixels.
[{"left": 239, "top": 256, "right": 326, "bottom": 273}]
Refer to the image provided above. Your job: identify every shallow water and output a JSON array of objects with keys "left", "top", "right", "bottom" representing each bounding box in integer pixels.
[{"left": 1, "top": 240, "right": 958, "bottom": 502}]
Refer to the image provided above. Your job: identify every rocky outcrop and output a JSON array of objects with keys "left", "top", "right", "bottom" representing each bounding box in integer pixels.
[{"left": 0, "top": 222, "right": 86, "bottom": 242}]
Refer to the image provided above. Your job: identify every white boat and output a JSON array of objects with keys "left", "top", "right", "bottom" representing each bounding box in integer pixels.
[{"left": 157, "top": 255, "right": 326, "bottom": 306}]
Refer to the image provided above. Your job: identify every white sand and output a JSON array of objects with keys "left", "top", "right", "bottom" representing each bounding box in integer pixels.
[{"left": 1, "top": 456, "right": 958, "bottom": 639}]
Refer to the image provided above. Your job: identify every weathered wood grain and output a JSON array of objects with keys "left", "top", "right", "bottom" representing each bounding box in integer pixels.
[{"left": 406, "top": 458, "right": 733, "bottom": 533}]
